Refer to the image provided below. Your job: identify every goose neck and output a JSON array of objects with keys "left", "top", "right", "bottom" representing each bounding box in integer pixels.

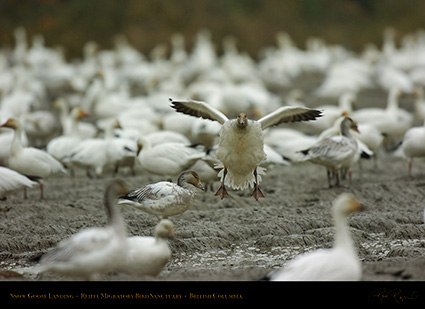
[
  {"left": 104, "top": 191, "right": 126, "bottom": 237},
  {"left": 10, "top": 122, "right": 24, "bottom": 155},
  {"left": 333, "top": 211, "right": 355, "bottom": 254}
]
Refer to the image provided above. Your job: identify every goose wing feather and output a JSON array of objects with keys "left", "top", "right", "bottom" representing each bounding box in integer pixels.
[
  {"left": 40, "top": 227, "right": 115, "bottom": 264},
  {"left": 258, "top": 106, "right": 323, "bottom": 130},
  {"left": 123, "top": 182, "right": 178, "bottom": 203},
  {"left": 169, "top": 98, "right": 229, "bottom": 124}
]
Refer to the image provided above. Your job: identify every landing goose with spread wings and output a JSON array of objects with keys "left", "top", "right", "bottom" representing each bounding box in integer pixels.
[{"left": 170, "top": 98, "right": 322, "bottom": 200}]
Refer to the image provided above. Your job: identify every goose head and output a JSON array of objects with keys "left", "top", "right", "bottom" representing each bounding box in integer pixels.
[
  {"left": 71, "top": 107, "right": 89, "bottom": 121},
  {"left": 340, "top": 117, "right": 359, "bottom": 136},
  {"left": 332, "top": 193, "right": 365, "bottom": 217},
  {"left": 155, "top": 219, "right": 175, "bottom": 239},
  {"left": 236, "top": 113, "right": 248, "bottom": 129},
  {"left": 178, "top": 170, "right": 205, "bottom": 191},
  {"left": 0, "top": 117, "right": 20, "bottom": 130}
]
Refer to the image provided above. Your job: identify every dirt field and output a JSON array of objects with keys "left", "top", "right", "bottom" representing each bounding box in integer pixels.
[{"left": 1, "top": 83, "right": 425, "bottom": 284}]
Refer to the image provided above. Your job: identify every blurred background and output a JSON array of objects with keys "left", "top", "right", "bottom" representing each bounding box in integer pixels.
[{"left": 1, "top": 0, "right": 425, "bottom": 59}]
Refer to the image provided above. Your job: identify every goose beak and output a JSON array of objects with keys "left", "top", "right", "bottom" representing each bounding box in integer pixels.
[{"left": 197, "top": 181, "right": 205, "bottom": 192}]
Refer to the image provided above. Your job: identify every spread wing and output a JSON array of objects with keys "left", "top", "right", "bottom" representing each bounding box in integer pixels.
[
  {"left": 258, "top": 106, "right": 323, "bottom": 130},
  {"left": 169, "top": 98, "right": 229, "bottom": 124}
]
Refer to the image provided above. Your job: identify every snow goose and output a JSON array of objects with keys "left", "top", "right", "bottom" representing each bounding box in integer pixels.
[
  {"left": 0, "top": 117, "right": 66, "bottom": 199},
  {"left": 413, "top": 86, "right": 425, "bottom": 122},
  {"left": 263, "top": 128, "right": 318, "bottom": 162},
  {"left": 0, "top": 166, "right": 38, "bottom": 200},
  {"left": 300, "top": 117, "right": 359, "bottom": 187},
  {"left": 144, "top": 130, "right": 190, "bottom": 147},
  {"left": 63, "top": 138, "right": 109, "bottom": 178},
  {"left": 399, "top": 121, "right": 425, "bottom": 176},
  {"left": 63, "top": 120, "right": 138, "bottom": 177},
  {"left": 266, "top": 193, "right": 364, "bottom": 281},
  {"left": 300, "top": 92, "right": 356, "bottom": 134},
  {"left": 20, "top": 110, "right": 60, "bottom": 147},
  {"left": 170, "top": 98, "right": 322, "bottom": 200},
  {"left": 37, "top": 179, "right": 129, "bottom": 280},
  {"left": 55, "top": 98, "right": 97, "bottom": 139},
  {"left": 352, "top": 87, "right": 413, "bottom": 147},
  {"left": 137, "top": 137, "right": 205, "bottom": 178},
  {"left": 46, "top": 107, "right": 89, "bottom": 165},
  {"left": 115, "top": 219, "right": 174, "bottom": 277},
  {"left": 119, "top": 170, "right": 204, "bottom": 219}
]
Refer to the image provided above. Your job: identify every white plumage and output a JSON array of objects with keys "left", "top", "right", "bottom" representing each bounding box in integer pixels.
[
  {"left": 267, "top": 193, "right": 364, "bottom": 281},
  {"left": 115, "top": 219, "right": 174, "bottom": 277},
  {"left": 352, "top": 87, "right": 413, "bottom": 148},
  {"left": 170, "top": 98, "right": 322, "bottom": 200},
  {"left": 300, "top": 117, "right": 359, "bottom": 187},
  {"left": 37, "top": 180, "right": 129, "bottom": 280},
  {"left": 137, "top": 137, "right": 205, "bottom": 177},
  {"left": 119, "top": 170, "right": 204, "bottom": 219},
  {"left": 0, "top": 166, "right": 37, "bottom": 200},
  {"left": 399, "top": 122, "right": 425, "bottom": 175},
  {"left": 0, "top": 117, "right": 66, "bottom": 199}
]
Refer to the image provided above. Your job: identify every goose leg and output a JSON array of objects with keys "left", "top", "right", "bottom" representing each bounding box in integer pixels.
[
  {"left": 39, "top": 183, "right": 44, "bottom": 200},
  {"left": 327, "top": 170, "right": 333, "bottom": 188},
  {"left": 215, "top": 168, "right": 228, "bottom": 199},
  {"left": 335, "top": 171, "right": 340, "bottom": 187},
  {"left": 252, "top": 169, "right": 265, "bottom": 201}
]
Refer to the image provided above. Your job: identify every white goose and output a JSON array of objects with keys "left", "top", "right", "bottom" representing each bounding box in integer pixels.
[
  {"left": 300, "top": 117, "right": 359, "bottom": 187},
  {"left": 137, "top": 137, "right": 205, "bottom": 178},
  {"left": 46, "top": 107, "right": 89, "bottom": 164},
  {"left": 37, "top": 179, "right": 129, "bottom": 280},
  {"left": 352, "top": 87, "right": 413, "bottom": 146},
  {"left": 115, "top": 219, "right": 174, "bottom": 277},
  {"left": 119, "top": 170, "right": 204, "bottom": 219},
  {"left": 0, "top": 166, "right": 38, "bottom": 200},
  {"left": 399, "top": 121, "right": 425, "bottom": 176},
  {"left": 170, "top": 98, "right": 322, "bottom": 200},
  {"left": 299, "top": 92, "right": 356, "bottom": 134},
  {"left": 0, "top": 117, "right": 66, "bottom": 199},
  {"left": 266, "top": 193, "right": 364, "bottom": 281}
]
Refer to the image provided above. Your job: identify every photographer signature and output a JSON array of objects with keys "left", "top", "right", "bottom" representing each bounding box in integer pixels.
[{"left": 368, "top": 288, "right": 419, "bottom": 303}]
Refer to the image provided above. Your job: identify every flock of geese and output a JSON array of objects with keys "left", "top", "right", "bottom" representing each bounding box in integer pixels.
[{"left": 1, "top": 26, "right": 425, "bottom": 280}]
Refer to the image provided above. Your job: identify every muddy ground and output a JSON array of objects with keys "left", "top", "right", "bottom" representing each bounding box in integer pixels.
[{"left": 1, "top": 79, "right": 425, "bottom": 284}]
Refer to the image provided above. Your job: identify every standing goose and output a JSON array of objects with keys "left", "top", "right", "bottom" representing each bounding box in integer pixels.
[
  {"left": 37, "top": 179, "right": 129, "bottom": 280},
  {"left": 115, "top": 219, "right": 174, "bottom": 277},
  {"left": 137, "top": 137, "right": 205, "bottom": 178},
  {"left": 300, "top": 117, "right": 359, "bottom": 187},
  {"left": 399, "top": 121, "right": 425, "bottom": 176},
  {"left": 265, "top": 193, "right": 364, "bottom": 281},
  {"left": 170, "top": 98, "right": 322, "bottom": 200},
  {"left": 0, "top": 166, "right": 38, "bottom": 200},
  {"left": 119, "top": 170, "right": 204, "bottom": 219},
  {"left": 0, "top": 117, "right": 66, "bottom": 199}
]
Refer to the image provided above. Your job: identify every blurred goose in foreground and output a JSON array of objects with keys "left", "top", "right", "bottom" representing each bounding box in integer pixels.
[
  {"left": 300, "top": 117, "right": 359, "bottom": 187},
  {"left": 0, "top": 118, "right": 66, "bottom": 199},
  {"left": 0, "top": 166, "right": 38, "bottom": 200},
  {"left": 115, "top": 219, "right": 174, "bottom": 277},
  {"left": 170, "top": 98, "right": 322, "bottom": 200},
  {"left": 265, "top": 193, "right": 364, "bottom": 281},
  {"left": 119, "top": 170, "right": 204, "bottom": 219},
  {"left": 37, "top": 180, "right": 129, "bottom": 280}
]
